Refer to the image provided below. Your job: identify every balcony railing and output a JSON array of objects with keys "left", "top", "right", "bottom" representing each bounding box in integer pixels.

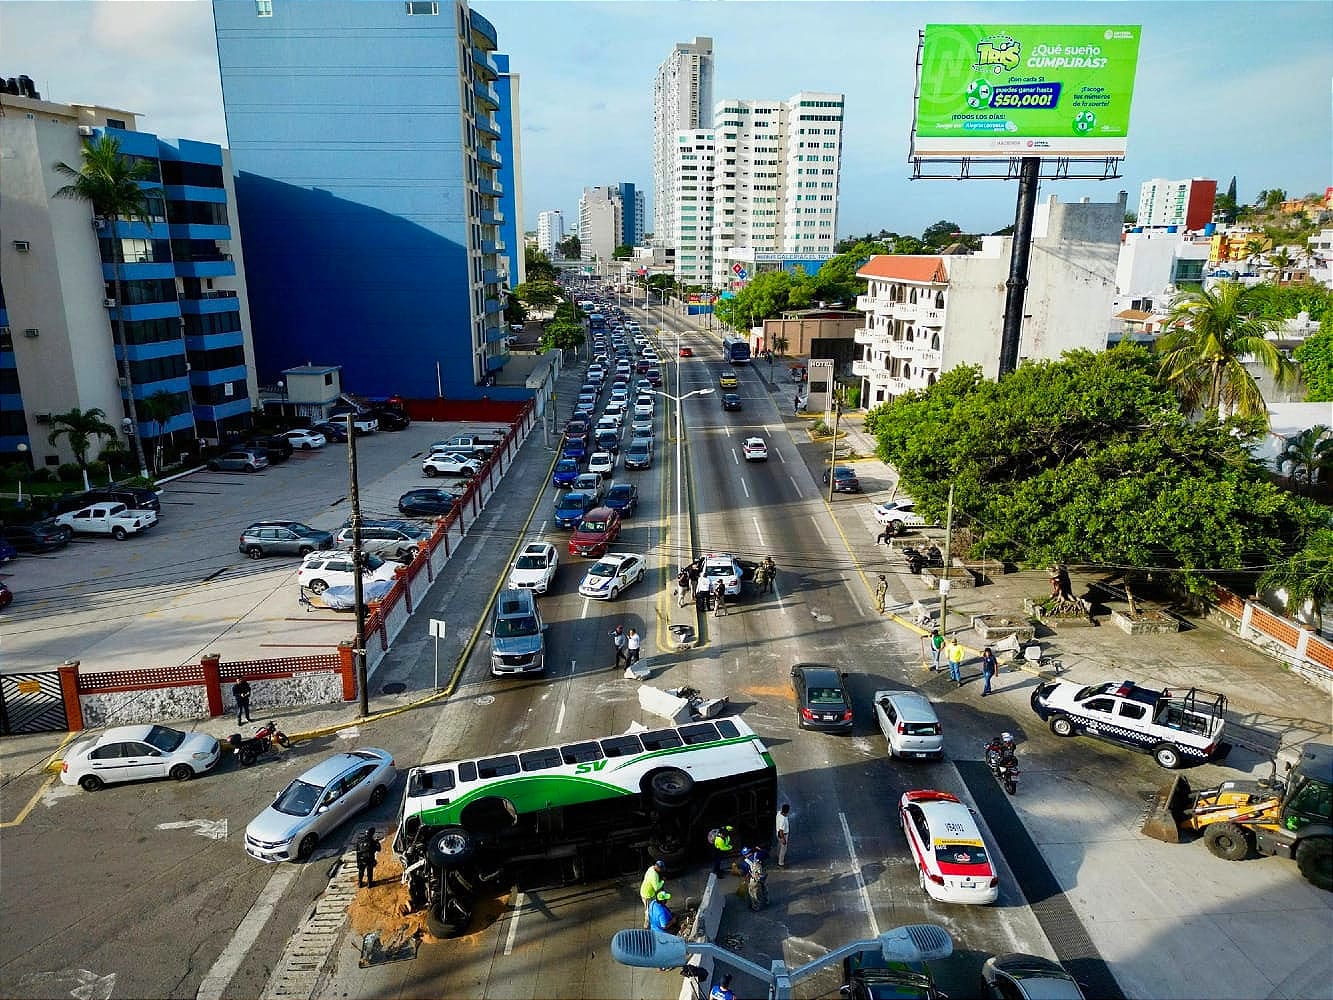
[
  {"left": 916, "top": 348, "right": 942, "bottom": 368},
  {"left": 888, "top": 339, "right": 915, "bottom": 360},
  {"left": 887, "top": 376, "right": 910, "bottom": 394}
]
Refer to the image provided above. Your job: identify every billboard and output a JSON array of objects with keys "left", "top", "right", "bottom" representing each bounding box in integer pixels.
[{"left": 912, "top": 24, "right": 1141, "bottom": 159}]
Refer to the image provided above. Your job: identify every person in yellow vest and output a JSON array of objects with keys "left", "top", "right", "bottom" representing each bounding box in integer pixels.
[
  {"left": 639, "top": 859, "right": 666, "bottom": 928},
  {"left": 708, "top": 825, "right": 734, "bottom": 875},
  {"left": 948, "top": 637, "right": 966, "bottom": 686}
]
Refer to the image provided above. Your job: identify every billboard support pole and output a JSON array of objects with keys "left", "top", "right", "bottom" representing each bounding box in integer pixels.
[{"left": 999, "top": 156, "right": 1040, "bottom": 377}]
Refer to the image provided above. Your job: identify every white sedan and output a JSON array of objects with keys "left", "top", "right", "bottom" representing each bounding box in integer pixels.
[
  {"left": 422, "top": 452, "right": 481, "bottom": 478},
  {"left": 508, "top": 541, "right": 559, "bottom": 594},
  {"left": 297, "top": 551, "right": 398, "bottom": 594},
  {"left": 283, "top": 428, "right": 328, "bottom": 449},
  {"left": 578, "top": 552, "right": 647, "bottom": 599},
  {"left": 899, "top": 789, "right": 999, "bottom": 904},
  {"left": 61, "top": 724, "right": 221, "bottom": 791},
  {"left": 874, "top": 498, "right": 933, "bottom": 534},
  {"left": 742, "top": 437, "right": 768, "bottom": 461},
  {"left": 587, "top": 450, "right": 616, "bottom": 478},
  {"left": 633, "top": 397, "right": 654, "bottom": 419},
  {"left": 696, "top": 553, "right": 745, "bottom": 596}
]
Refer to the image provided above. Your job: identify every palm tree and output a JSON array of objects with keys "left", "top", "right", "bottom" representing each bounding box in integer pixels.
[
  {"left": 1157, "top": 281, "right": 1295, "bottom": 424},
  {"left": 139, "top": 390, "right": 179, "bottom": 474},
  {"left": 1265, "top": 248, "right": 1295, "bottom": 282},
  {"left": 1259, "top": 528, "right": 1333, "bottom": 634},
  {"left": 53, "top": 135, "right": 163, "bottom": 480},
  {"left": 1278, "top": 425, "right": 1333, "bottom": 490},
  {"left": 47, "top": 407, "right": 117, "bottom": 490}
]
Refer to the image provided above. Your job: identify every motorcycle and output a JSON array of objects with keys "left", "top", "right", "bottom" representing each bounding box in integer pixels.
[
  {"left": 902, "top": 544, "right": 943, "bottom": 575},
  {"left": 985, "top": 741, "right": 1019, "bottom": 795},
  {"left": 228, "top": 720, "right": 290, "bottom": 767},
  {"left": 254, "top": 720, "right": 291, "bottom": 749}
]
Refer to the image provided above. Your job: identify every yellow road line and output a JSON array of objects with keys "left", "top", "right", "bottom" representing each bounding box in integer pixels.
[{"left": 1, "top": 773, "right": 56, "bottom": 828}]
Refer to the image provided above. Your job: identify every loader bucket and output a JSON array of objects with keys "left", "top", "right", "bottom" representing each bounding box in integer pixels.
[{"left": 1141, "top": 775, "right": 1192, "bottom": 843}]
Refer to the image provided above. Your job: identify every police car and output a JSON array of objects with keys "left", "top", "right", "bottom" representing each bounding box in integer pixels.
[
  {"left": 899, "top": 789, "right": 999, "bottom": 905},
  {"left": 1029, "top": 679, "right": 1227, "bottom": 770},
  {"left": 694, "top": 553, "right": 746, "bottom": 597}
]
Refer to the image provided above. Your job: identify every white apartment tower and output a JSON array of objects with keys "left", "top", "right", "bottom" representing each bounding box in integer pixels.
[
  {"left": 653, "top": 37, "right": 714, "bottom": 249},
  {"left": 671, "top": 130, "right": 716, "bottom": 287},
  {"left": 536, "top": 209, "right": 565, "bottom": 255},
  {"left": 577, "top": 186, "right": 623, "bottom": 262}
]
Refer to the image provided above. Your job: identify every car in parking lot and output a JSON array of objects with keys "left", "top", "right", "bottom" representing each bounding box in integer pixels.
[
  {"left": 507, "top": 541, "right": 559, "bottom": 594},
  {"left": 624, "top": 440, "right": 653, "bottom": 470},
  {"left": 334, "top": 520, "right": 432, "bottom": 563},
  {"left": 244, "top": 748, "right": 397, "bottom": 863},
  {"left": 61, "top": 724, "right": 221, "bottom": 791},
  {"left": 899, "top": 789, "right": 999, "bottom": 905},
  {"left": 422, "top": 452, "right": 481, "bottom": 478},
  {"left": 568, "top": 506, "right": 622, "bottom": 558},
  {"left": 874, "top": 690, "right": 943, "bottom": 759},
  {"left": 721, "top": 393, "right": 743, "bottom": 411},
  {"left": 553, "top": 490, "right": 596, "bottom": 529},
  {"left": 718, "top": 371, "right": 738, "bottom": 389},
  {"left": 397, "top": 488, "right": 459, "bottom": 517},
  {"left": 981, "top": 955, "right": 1085, "bottom": 1000},
  {"left": 1, "top": 519, "right": 72, "bottom": 553},
  {"left": 50, "top": 484, "right": 162, "bottom": 516},
  {"left": 604, "top": 482, "right": 638, "bottom": 516},
  {"left": 369, "top": 406, "right": 410, "bottom": 431},
  {"left": 297, "top": 550, "right": 398, "bottom": 594},
  {"left": 208, "top": 449, "right": 269, "bottom": 473},
  {"left": 874, "top": 498, "right": 934, "bottom": 534},
  {"left": 577, "top": 552, "right": 646, "bottom": 599},
  {"left": 239, "top": 521, "right": 335, "bottom": 559},
  {"left": 244, "top": 435, "right": 293, "bottom": 464},
  {"left": 282, "top": 428, "right": 327, "bottom": 450},
  {"left": 742, "top": 437, "right": 768, "bottom": 461},
  {"left": 824, "top": 465, "right": 861, "bottom": 493},
  {"left": 790, "top": 664, "right": 854, "bottom": 733},
  {"left": 55, "top": 502, "right": 157, "bottom": 540},
  {"left": 311, "top": 420, "right": 348, "bottom": 443}
]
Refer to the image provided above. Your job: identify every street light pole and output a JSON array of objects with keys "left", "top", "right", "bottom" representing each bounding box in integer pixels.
[
  {"left": 346, "top": 415, "right": 369, "bottom": 717},
  {"left": 651, "top": 385, "right": 714, "bottom": 569},
  {"left": 827, "top": 390, "right": 843, "bottom": 503}
]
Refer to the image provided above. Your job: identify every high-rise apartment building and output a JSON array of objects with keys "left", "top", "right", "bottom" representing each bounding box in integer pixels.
[
  {"left": 670, "top": 92, "right": 843, "bottom": 290},
  {"left": 578, "top": 186, "right": 623, "bottom": 262},
  {"left": 653, "top": 37, "right": 714, "bottom": 249},
  {"left": 213, "top": 0, "right": 515, "bottom": 400},
  {"left": 617, "top": 182, "right": 646, "bottom": 248},
  {"left": 671, "top": 131, "right": 716, "bottom": 288},
  {"left": 537, "top": 210, "right": 566, "bottom": 256},
  {"left": 494, "top": 53, "right": 525, "bottom": 288},
  {"left": 1137, "top": 178, "right": 1217, "bottom": 231},
  {"left": 0, "top": 86, "right": 259, "bottom": 466}
]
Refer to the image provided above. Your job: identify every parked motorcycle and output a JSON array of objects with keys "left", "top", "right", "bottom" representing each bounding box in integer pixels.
[
  {"left": 902, "top": 544, "right": 943, "bottom": 575},
  {"left": 228, "top": 721, "right": 290, "bottom": 767},
  {"left": 985, "top": 734, "right": 1019, "bottom": 795},
  {"left": 254, "top": 720, "right": 291, "bottom": 749}
]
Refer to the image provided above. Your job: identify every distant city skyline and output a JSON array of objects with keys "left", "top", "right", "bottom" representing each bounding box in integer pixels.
[{"left": 3, "top": 1, "right": 1329, "bottom": 238}]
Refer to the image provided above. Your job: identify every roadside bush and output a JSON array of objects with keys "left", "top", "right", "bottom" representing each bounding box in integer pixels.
[
  {"left": 57, "top": 462, "right": 82, "bottom": 483},
  {"left": 811, "top": 419, "right": 832, "bottom": 437}
]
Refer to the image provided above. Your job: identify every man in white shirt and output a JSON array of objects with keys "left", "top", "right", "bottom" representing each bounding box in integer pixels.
[
  {"left": 627, "top": 628, "right": 642, "bottom": 664},
  {"left": 775, "top": 803, "right": 791, "bottom": 867}
]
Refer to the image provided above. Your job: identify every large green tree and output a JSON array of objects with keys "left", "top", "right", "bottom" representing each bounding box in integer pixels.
[
  {"left": 515, "top": 279, "right": 559, "bottom": 309},
  {"left": 541, "top": 318, "right": 585, "bottom": 354},
  {"left": 1157, "top": 281, "right": 1294, "bottom": 423},
  {"left": 54, "top": 135, "right": 162, "bottom": 479},
  {"left": 1259, "top": 528, "right": 1333, "bottom": 632},
  {"left": 867, "top": 348, "right": 1324, "bottom": 602},
  {"left": 556, "top": 234, "right": 581, "bottom": 260},
  {"left": 1294, "top": 319, "right": 1333, "bottom": 401},
  {"left": 524, "top": 245, "right": 558, "bottom": 283}
]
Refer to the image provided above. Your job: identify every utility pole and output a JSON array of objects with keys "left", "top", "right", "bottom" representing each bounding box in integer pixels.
[
  {"left": 826, "top": 389, "right": 843, "bottom": 503},
  {"left": 938, "top": 484, "right": 955, "bottom": 637},
  {"left": 346, "top": 415, "right": 369, "bottom": 717}
]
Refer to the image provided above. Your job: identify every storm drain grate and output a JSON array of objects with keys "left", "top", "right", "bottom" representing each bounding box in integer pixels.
[{"left": 261, "top": 848, "right": 361, "bottom": 999}]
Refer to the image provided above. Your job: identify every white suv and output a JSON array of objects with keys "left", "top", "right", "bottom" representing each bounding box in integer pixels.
[
  {"left": 508, "top": 541, "right": 559, "bottom": 594},
  {"left": 297, "top": 551, "right": 397, "bottom": 594}
]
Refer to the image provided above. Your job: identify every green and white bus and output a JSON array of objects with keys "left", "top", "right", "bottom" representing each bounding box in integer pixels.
[{"left": 393, "top": 716, "right": 777, "bottom": 937}]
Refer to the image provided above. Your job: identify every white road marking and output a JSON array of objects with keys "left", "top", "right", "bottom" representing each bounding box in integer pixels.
[
  {"left": 730, "top": 448, "right": 739, "bottom": 465},
  {"left": 839, "top": 811, "right": 880, "bottom": 938},
  {"left": 156, "top": 818, "right": 228, "bottom": 841},
  {"left": 503, "top": 889, "right": 526, "bottom": 955},
  {"left": 337, "top": 726, "right": 360, "bottom": 739},
  {"left": 197, "top": 865, "right": 299, "bottom": 1000},
  {"left": 741, "top": 478, "right": 750, "bottom": 499},
  {"left": 751, "top": 516, "right": 766, "bottom": 547},
  {"left": 812, "top": 519, "right": 829, "bottom": 544},
  {"left": 776, "top": 449, "right": 786, "bottom": 464},
  {"left": 789, "top": 475, "right": 800, "bottom": 491}
]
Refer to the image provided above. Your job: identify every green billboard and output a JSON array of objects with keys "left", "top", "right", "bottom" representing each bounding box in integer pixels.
[{"left": 913, "top": 24, "right": 1141, "bottom": 158}]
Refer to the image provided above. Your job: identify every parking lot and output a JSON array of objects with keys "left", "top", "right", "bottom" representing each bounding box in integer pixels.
[{"left": 0, "top": 421, "right": 510, "bottom": 674}]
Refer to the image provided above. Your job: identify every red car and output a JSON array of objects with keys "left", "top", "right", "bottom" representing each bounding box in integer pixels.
[
  {"left": 678, "top": 346, "right": 694, "bottom": 357},
  {"left": 567, "top": 506, "right": 622, "bottom": 558},
  {"left": 0, "top": 581, "right": 12, "bottom": 610}
]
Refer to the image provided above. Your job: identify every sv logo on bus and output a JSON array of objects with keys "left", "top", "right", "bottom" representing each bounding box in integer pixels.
[{"left": 575, "top": 761, "right": 609, "bottom": 774}]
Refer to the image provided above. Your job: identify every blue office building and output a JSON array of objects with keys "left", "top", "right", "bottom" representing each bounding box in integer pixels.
[
  {"left": 213, "top": 0, "right": 517, "bottom": 400},
  {"left": 617, "top": 182, "right": 645, "bottom": 248}
]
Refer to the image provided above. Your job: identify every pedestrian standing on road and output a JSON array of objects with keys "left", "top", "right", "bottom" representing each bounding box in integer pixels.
[
  {"left": 232, "top": 677, "right": 252, "bottom": 725},
  {"left": 708, "top": 825, "right": 735, "bottom": 875},
  {"left": 627, "top": 628, "right": 642, "bottom": 665},
  {"left": 775, "top": 803, "right": 791, "bottom": 867},
  {"left": 929, "top": 629, "right": 944, "bottom": 672},
  {"left": 639, "top": 859, "right": 666, "bottom": 928},
  {"left": 763, "top": 556, "right": 777, "bottom": 593},
  {"left": 753, "top": 563, "right": 768, "bottom": 594},
  {"left": 713, "top": 579, "right": 727, "bottom": 617},
  {"left": 793, "top": 394, "right": 800, "bottom": 415},
  {"left": 874, "top": 574, "right": 889, "bottom": 613},
  {"left": 611, "top": 625, "right": 628, "bottom": 668},
  {"left": 981, "top": 646, "right": 998, "bottom": 696},
  {"left": 688, "top": 559, "right": 702, "bottom": 593},
  {"left": 676, "top": 567, "right": 691, "bottom": 607},
  {"left": 355, "top": 827, "right": 380, "bottom": 887},
  {"left": 947, "top": 637, "right": 966, "bottom": 686}
]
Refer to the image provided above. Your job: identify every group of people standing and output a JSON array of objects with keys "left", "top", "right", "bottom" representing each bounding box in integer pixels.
[
  {"left": 927, "top": 628, "right": 999, "bottom": 693},
  {"left": 610, "top": 625, "right": 643, "bottom": 669},
  {"left": 673, "top": 556, "right": 779, "bottom": 615}
]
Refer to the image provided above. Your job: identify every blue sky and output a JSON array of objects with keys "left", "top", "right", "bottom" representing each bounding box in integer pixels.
[{"left": 4, "top": 1, "right": 1329, "bottom": 238}]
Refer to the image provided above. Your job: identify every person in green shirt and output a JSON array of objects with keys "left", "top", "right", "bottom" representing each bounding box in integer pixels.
[
  {"left": 639, "top": 859, "right": 666, "bottom": 928},
  {"left": 929, "top": 629, "right": 944, "bottom": 671}
]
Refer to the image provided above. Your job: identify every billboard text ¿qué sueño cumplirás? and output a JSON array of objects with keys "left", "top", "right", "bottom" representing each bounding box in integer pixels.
[{"left": 912, "top": 24, "right": 1142, "bottom": 159}]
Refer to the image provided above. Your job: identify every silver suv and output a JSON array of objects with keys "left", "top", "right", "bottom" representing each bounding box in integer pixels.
[
  {"left": 239, "top": 521, "right": 335, "bottom": 559},
  {"left": 334, "top": 520, "right": 432, "bottom": 563},
  {"left": 486, "top": 589, "right": 546, "bottom": 676}
]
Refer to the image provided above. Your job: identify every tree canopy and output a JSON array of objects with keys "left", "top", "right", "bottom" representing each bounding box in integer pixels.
[
  {"left": 540, "top": 318, "right": 584, "bottom": 353},
  {"left": 612, "top": 244, "right": 633, "bottom": 259},
  {"left": 524, "top": 246, "right": 558, "bottom": 283},
  {"left": 866, "top": 348, "right": 1325, "bottom": 600},
  {"left": 556, "top": 234, "right": 581, "bottom": 259},
  {"left": 515, "top": 279, "right": 558, "bottom": 308},
  {"left": 1294, "top": 318, "right": 1333, "bottom": 402}
]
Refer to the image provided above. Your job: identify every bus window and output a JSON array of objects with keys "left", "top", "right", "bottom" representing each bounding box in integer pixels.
[
  {"left": 478, "top": 755, "right": 520, "bottom": 779},
  {"left": 519, "top": 748, "right": 562, "bottom": 772},
  {"left": 679, "top": 723, "right": 721, "bottom": 745},
  {"left": 409, "top": 767, "right": 454, "bottom": 796},
  {"left": 601, "top": 735, "right": 643, "bottom": 758},
  {"left": 641, "top": 729, "right": 683, "bottom": 751},
  {"left": 715, "top": 719, "right": 740, "bottom": 739},
  {"left": 458, "top": 761, "right": 477, "bottom": 783},
  {"left": 561, "top": 741, "right": 603, "bottom": 765}
]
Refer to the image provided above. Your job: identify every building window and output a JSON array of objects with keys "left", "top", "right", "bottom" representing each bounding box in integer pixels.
[
  {"left": 255, "top": 0, "right": 272, "bottom": 15},
  {"left": 405, "top": 0, "right": 439, "bottom": 13},
  {"left": 105, "top": 117, "right": 127, "bottom": 130}
]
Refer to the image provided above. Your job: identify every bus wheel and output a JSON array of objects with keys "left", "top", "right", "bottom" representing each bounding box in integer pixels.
[
  {"left": 425, "top": 902, "right": 465, "bottom": 939},
  {"left": 649, "top": 768, "right": 694, "bottom": 808},
  {"left": 649, "top": 833, "right": 690, "bottom": 871},
  {"left": 427, "top": 826, "right": 475, "bottom": 868}
]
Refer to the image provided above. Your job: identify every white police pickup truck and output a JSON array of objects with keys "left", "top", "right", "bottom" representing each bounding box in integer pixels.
[{"left": 1030, "top": 679, "right": 1228, "bottom": 769}]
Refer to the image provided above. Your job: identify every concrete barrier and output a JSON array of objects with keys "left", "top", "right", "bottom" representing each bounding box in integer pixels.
[{"left": 678, "top": 873, "right": 725, "bottom": 1000}]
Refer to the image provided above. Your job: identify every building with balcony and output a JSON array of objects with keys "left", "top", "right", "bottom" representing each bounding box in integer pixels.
[
  {"left": 493, "top": 53, "right": 524, "bottom": 289},
  {"left": 537, "top": 210, "right": 566, "bottom": 256},
  {"left": 0, "top": 86, "right": 258, "bottom": 468},
  {"left": 671, "top": 130, "right": 716, "bottom": 288},
  {"left": 213, "top": 0, "right": 517, "bottom": 398},
  {"left": 653, "top": 36, "right": 714, "bottom": 250},
  {"left": 1137, "top": 177, "right": 1216, "bottom": 232},
  {"left": 853, "top": 193, "right": 1124, "bottom": 407}
]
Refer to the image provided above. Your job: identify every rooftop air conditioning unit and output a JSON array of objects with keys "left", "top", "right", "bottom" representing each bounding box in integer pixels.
[
  {"left": 35, "top": 411, "right": 53, "bottom": 425},
  {"left": 78, "top": 125, "right": 95, "bottom": 137},
  {"left": 23, "top": 328, "right": 39, "bottom": 338},
  {"left": 13, "top": 240, "right": 30, "bottom": 253},
  {"left": 103, "top": 298, "right": 116, "bottom": 308}
]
